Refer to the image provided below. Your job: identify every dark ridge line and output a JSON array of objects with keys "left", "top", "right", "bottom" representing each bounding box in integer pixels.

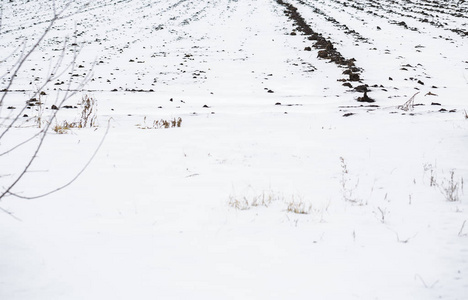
[{"left": 275, "top": 0, "right": 370, "bottom": 99}]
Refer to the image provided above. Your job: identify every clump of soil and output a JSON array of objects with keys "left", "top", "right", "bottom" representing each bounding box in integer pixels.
[{"left": 276, "top": 0, "right": 368, "bottom": 102}]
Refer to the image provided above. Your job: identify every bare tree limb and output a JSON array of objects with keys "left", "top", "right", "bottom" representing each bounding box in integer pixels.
[
  {"left": 0, "top": 130, "right": 43, "bottom": 157},
  {"left": 0, "top": 42, "right": 25, "bottom": 82},
  {"left": 0, "top": 21, "right": 54, "bottom": 107},
  {"left": 0, "top": 30, "right": 94, "bottom": 154},
  {"left": 0, "top": 4, "right": 3, "bottom": 33},
  {"left": 0, "top": 0, "right": 89, "bottom": 106},
  {"left": 0, "top": 0, "right": 100, "bottom": 217},
  {"left": 0, "top": 205, "right": 22, "bottom": 222},
  {"left": 8, "top": 118, "right": 111, "bottom": 200}
]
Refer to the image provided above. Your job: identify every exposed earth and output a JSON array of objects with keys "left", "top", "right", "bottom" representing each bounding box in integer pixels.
[{"left": 1, "top": 0, "right": 468, "bottom": 299}]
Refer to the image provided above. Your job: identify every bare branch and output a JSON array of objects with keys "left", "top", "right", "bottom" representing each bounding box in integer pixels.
[
  {"left": 0, "top": 4, "right": 3, "bottom": 33},
  {"left": 0, "top": 41, "right": 27, "bottom": 82},
  {"left": 0, "top": 35, "right": 93, "bottom": 144},
  {"left": 414, "top": 274, "right": 439, "bottom": 289},
  {"left": 459, "top": 220, "right": 467, "bottom": 237},
  {"left": 0, "top": 21, "right": 54, "bottom": 106},
  {"left": 0, "top": 0, "right": 94, "bottom": 203},
  {"left": 0, "top": 130, "right": 43, "bottom": 157},
  {"left": 0, "top": 205, "right": 22, "bottom": 222},
  {"left": 0, "top": 0, "right": 88, "bottom": 106},
  {"left": 0, "top": 118, "right": 51, "bottom": 200},
  {"left": 0, "top": 101, "right": 30, "bottom": 138},
  {"left": 8, "top": 118, "right": 111, "bottom": 200}
]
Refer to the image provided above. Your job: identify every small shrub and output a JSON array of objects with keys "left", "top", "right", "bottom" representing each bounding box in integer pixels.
[{"left": 439, "top": 170, "right": 463, "bottom": 202}]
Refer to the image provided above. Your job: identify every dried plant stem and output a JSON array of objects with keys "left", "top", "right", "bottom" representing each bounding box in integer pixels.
[{"left": 398, "top": 92, "right": 420, "bottom": 111}]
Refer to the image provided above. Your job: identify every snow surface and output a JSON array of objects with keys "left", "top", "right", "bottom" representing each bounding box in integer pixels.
[{"left": 1, "top": 0, "right": 468, "bottom": 299}]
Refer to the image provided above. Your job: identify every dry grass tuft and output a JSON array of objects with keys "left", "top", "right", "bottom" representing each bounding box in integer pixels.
[
  {"left": 228, "top": 191, "right": 283, "bottom": 210},
  {"left": 286, "top": 196, "right": 312, "bottom": 214},
  {"left": 78, "top": 95, "right": 97, "bottom": 128},
  {"left": 439, "top": 170, "right": 463, "bottom": 202},
  {"left": 52, "top": 121, "right": 80, "bottom": 134},
  {"left": 398, "top": 92, "right": 420, "bottom": 111},
  {"left": 137, "top": 117, "right": 182, "bottom": 129}
]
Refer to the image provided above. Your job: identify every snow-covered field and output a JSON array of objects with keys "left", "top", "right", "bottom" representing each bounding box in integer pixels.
[{"left": 1, "top": 0, "right": 468, "bottom": 299}]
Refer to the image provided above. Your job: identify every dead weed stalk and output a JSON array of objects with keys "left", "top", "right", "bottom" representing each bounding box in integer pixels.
[{"left": 398, "top": 92, "right": 420, "bottom": 111}]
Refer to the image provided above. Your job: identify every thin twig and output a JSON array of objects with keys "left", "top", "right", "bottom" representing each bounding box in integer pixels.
[
  {"left": 398, "top": 92, "right": 420, "bottom": 111},
  {"left": 0, "top": 130, "right": 43, "bottom": 156},
  {"left": 0, "top": 205, "right": 22, "bottom": 221},
  {"left": 388, "top": 227, "right": 418, "bottom": 243},
  {"left": 415, "top": 274, "right": 439, "bottom": 289},
  {"left": 0, "top": 4, "right": 3, "bottom": 33},
  {"left": 0, "top": 43, "right": 25, "bottom": 81},
  {"left": 0, "top": 1, "right": 95, "bottom": 215},
  {"left": 8, "top": 118, "right": 111, "bottom": 200},
  {"left": 0, "top": 21, "right": 55, "bottom": 107},
  {"left": 459, "top": 220, "right": 467, "bottom": 237}
]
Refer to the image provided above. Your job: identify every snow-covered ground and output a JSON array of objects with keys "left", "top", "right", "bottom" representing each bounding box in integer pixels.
[{"left": 1, "top": 0, "right": 467, "bottom": 299}]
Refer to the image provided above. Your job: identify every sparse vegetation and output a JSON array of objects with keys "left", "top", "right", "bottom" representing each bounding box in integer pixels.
[
  {"left": 137, "top": 117, "right": 182, "bottom": 129},
  {"left": 51, "top": 95, "right": 98, "bottom": 133},
  {"left": 286, "top": 196, "right": 312, "bottom": 214},
  {"left": 423, "top": 163, "right": 437, "bottom": 187},
  {"left": 78, "top": 95, "right": 97, "bottom": 128},
  {"left": 228, "top": 195, "right": 251, "bottom": 210},
  {"left": 228, "top": 190, "right": 320, "bottom": 215},
  {"left": 376, "top": 206, "right": 388, "bottom": 223},
  {"left": 52, "top": 121, "right": 78, "bottom": 134},
  {"left": 0, "top": 1, "right": 95, "bottom": 210},
  {"left": 34, "top": 101, "right": 44, "bottom": 129},
  {"left": 423, "top": 164, "right": 465, "bottom": 202},
  {"left": 340, "top": 157, "right": 360, "bottom": 204},
  {"left": 251, "top": 192, "right": 278, "bottom": 207},
  {"left": 228, "top": 190, "right": 282, "bottom": 210},
  {"left": 439, "top": 170, "right": 463, "bottom": 202},
  {"left": 1, "top": 0, "right": 467, "bottom": 297}
]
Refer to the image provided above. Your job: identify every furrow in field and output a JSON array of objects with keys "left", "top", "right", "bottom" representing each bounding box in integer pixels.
[
  {"left": 275, "top": 0, "right": 374, "bottom": 102},
  {"left": 330, "top": 0, "right": 468, "bottom": 37}
]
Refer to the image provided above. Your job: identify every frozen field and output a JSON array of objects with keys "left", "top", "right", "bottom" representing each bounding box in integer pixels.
[{"left": 1, "top": 0, "right": 468, "bottom": 299}]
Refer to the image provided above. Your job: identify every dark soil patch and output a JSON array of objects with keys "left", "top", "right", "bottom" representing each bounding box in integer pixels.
[{"left": 276, "top": 0, "right": 368, "bottom": 101}]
